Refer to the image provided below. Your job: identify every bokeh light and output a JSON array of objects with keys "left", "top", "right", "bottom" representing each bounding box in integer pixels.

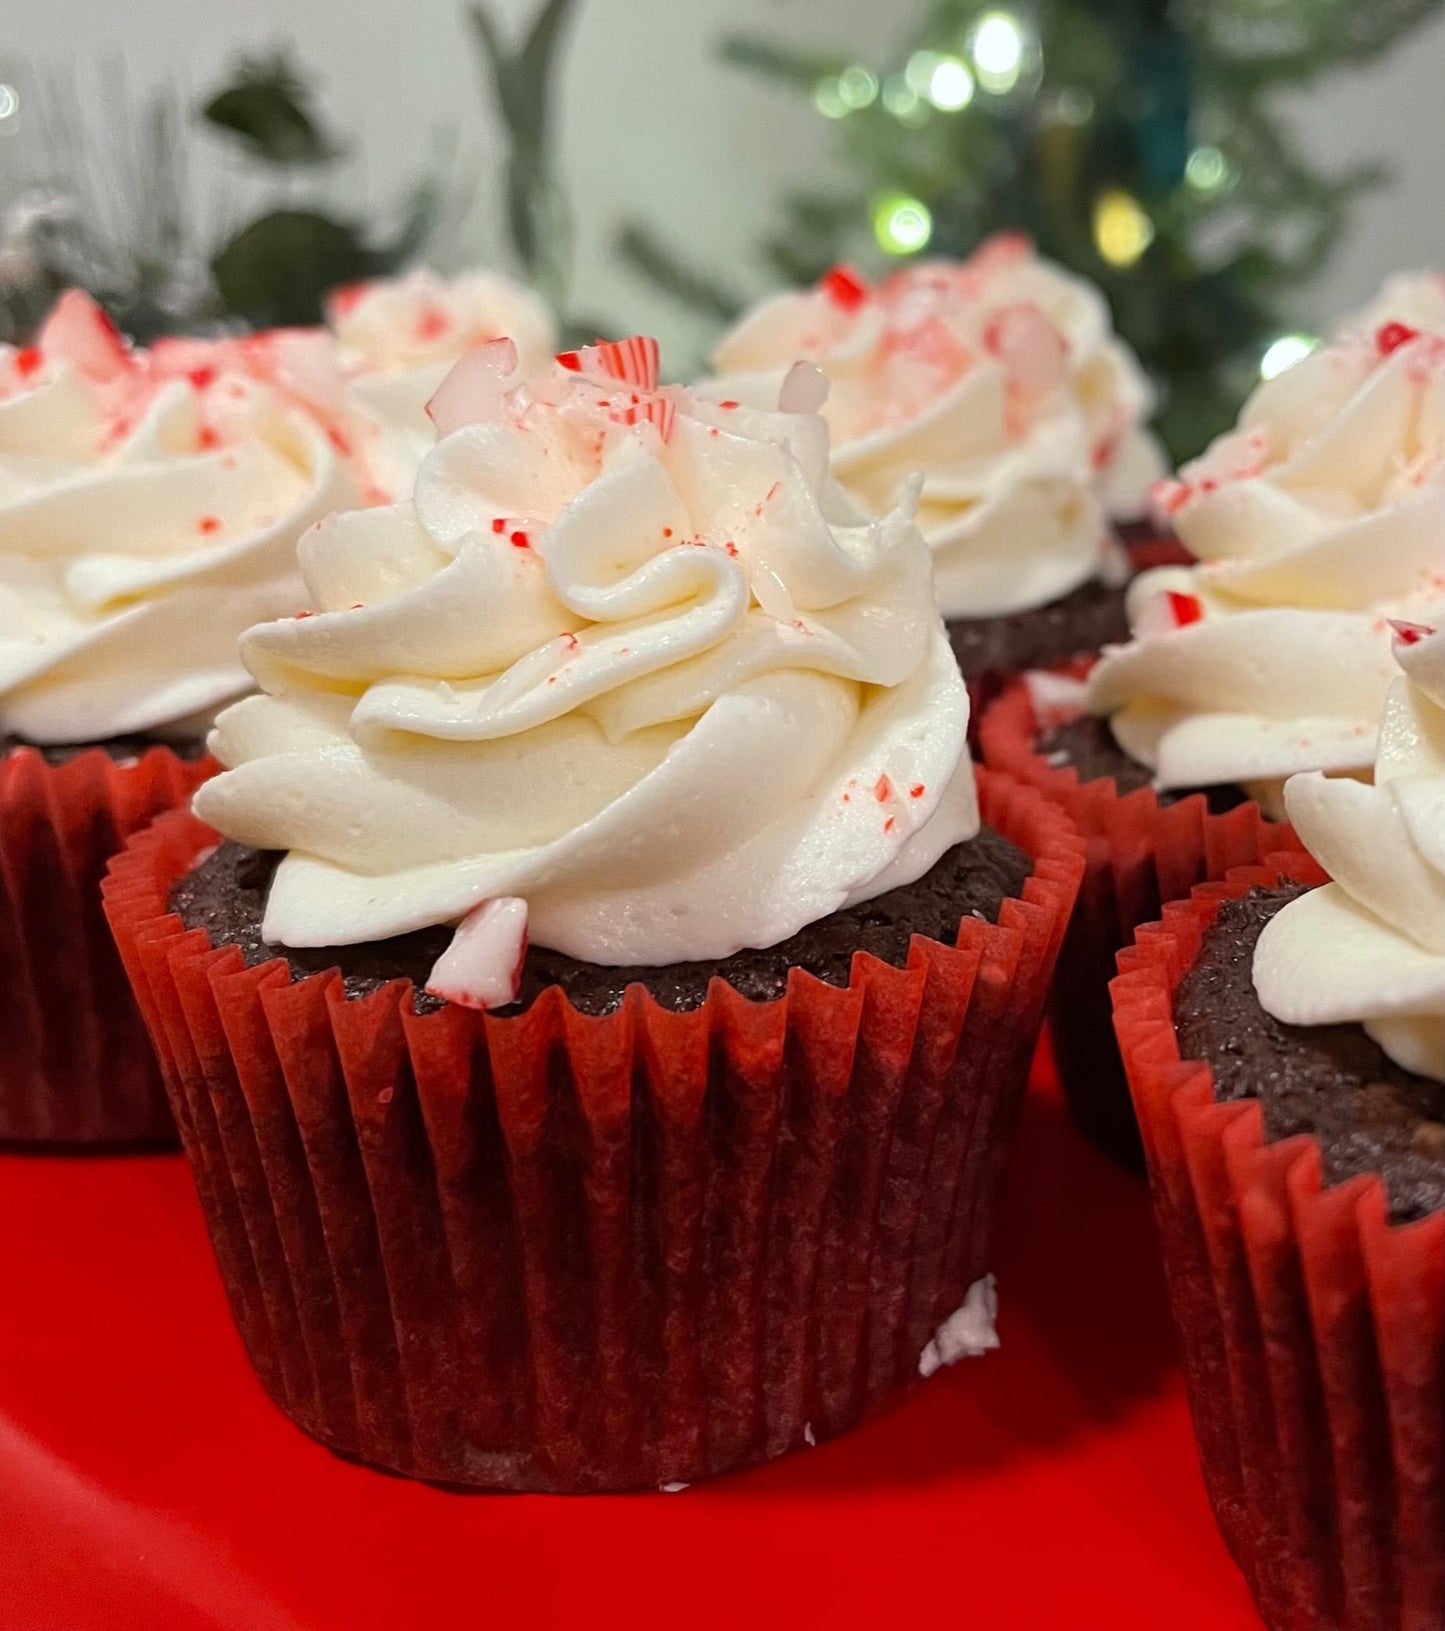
[
  {"left": 872, "top": 191, "right": 934, "bottom": 256},
  {"left": 1093, "top": 189, "right": 1155, "bottom": 267},
  {"left": 1185, "top": 145, "right": 1232, "bottom": 194},
  {"left": 968, "top": 12, "right": 1026, "bottom": 94}
]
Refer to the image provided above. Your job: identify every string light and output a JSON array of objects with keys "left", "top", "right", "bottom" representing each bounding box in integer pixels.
[
  {"left": 968, "top": 11, "right": 1025, "bottom": 94},
  {"left": 837, "top": 66, "right": 879, "bottom": 110},
  {"left": 872, "top": 191, "right": 934, "bottom": 256},
  {"left": 1260, "top": 333, "right": 1318, "bottom": 380},
  {"left": 1185, "top": 145, "right": 1232, "bottom": 195},
  {"left": 927, "top": 55, "right": 975, "bottom": 111},
  {"left": 812, "top": 77, "right": 849, "bottom": 119},
  {"left": 1093, "top": 189, "right": 1155, "bottom": 267},
  {"left": 881, "top": 73, "right": 929, "bottom": 125}
]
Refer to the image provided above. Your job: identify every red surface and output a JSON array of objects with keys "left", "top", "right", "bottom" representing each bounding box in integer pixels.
[{"left": 0, "top": 1047, "right": 1262, "bottom": 1631}]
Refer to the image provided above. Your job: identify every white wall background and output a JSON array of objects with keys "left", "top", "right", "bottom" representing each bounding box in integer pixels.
[{"left": 5, "top": 0, "right": 1443, "bottom": 367}]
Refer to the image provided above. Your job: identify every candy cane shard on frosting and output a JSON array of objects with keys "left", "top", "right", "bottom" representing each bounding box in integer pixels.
[
  {"left": 705, "top": 234, "right": 1162, "bottom": 619},
  {"left": 424, "top": 337, "right": 521, "bottom": 438},
  {"left": 0, "top": 291, "right": 361, "bottom": 743},
  {"left": 425, "top": 896, "right": 530, "bottom": 1009},
  {"left": 556, "top": 335, "right": 660, "bottom": 391},
  {"left": 194, "top": 334, "right": 979, "bottom": 987}
]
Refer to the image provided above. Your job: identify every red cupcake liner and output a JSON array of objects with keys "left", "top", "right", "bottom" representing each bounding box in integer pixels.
[
  {"left": 979, "top": 677, "right": 1292, "bottom": 1169},
  {"left": 102, "top": 768, "right": 1083, "bottom": 1492},
  {"left": 1113, "top": 855, "right": 1444, "bottom": 1631},
  {"left": 0, "top": 744, "right": 211, "bottom": 1146}
]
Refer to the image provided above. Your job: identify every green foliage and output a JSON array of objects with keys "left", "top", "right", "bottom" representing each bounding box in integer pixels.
[
  {"left": 200, "top": 53, "right": 342, "bottom": 164},
  {"left": 624, "top": 0, "right": 1442, "bottom": 459},
  {"left": 0, "top": 52, "right": 451, "bottom": 343},
  {"left": 467, "top": 0, "right": 579, "bottom": 311}
]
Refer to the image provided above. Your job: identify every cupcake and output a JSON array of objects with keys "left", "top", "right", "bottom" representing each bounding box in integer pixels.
[
  {"left": 1112, "top": 622, "right": 1442, "bottom": 1631},
  {"left": 0, "top": 291, "right": 359, "bottom": 1144},
  {"left": 324, "top": 267, "right": 557, "bottom": 501},
  {"left": 707, "top": 233, "right": 1166, "bottom": 701},
  {"left": 104, "top": 334, "right": 1084, "bottom": 1490},
  {"left": 982, "top": 273, "right": 1445, "bottom": 1165}
]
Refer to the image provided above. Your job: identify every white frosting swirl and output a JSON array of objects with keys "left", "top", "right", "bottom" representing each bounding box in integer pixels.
[
  {"left": 1254, "top": 625, "right": 1445, "bottom": 1081},
  {"left": 0, "top": 293, "right": 358, "bottom": 744},
  {"left": 326, "top": 268, "right": 557, "bottom": 501},
  {"left": 194, "top": 338, "right": 978, "bottom": 999},
  {"left": 708, "top": 235, "right": 1162, "bottom": 620},
  {"left": 1090, "top": 277, "right": 1445, "bottom": 810}
]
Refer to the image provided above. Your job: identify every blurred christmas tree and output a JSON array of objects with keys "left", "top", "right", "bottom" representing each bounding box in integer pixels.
[{"left": 622, "top": 0, "right": 1441, "bottom": 459}]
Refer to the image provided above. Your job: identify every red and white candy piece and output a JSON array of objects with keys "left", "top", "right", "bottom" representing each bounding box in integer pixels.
[
  {"left": 425, "top": 896, "right": 530, "bottom": 1011},
  {"left": 779, "top": 360, "right": 830, "bottom": 415},
  {"left": 1136, "top": 587, "right": 1205, "bottom": 640},
  {"left": 983, "top": 302, "right": 1071, "bottom": 394},
  {"left": 818, "top": 264, "right": 870, "bottom": 313},
  {"left": 556, "top": 335, "right": 660, "bottom": 392},
  {"left": 37, "top": 290, "right": 133, "bottom": 384},
  {"left": 1389, "top": 618, "right": 1437, "bottom": 648},
  {"left": 426, "top": 337, "right": 520, "bottom": 439},
  {"left": 616, "top": 393, "right": 676, "bottom": 442}
]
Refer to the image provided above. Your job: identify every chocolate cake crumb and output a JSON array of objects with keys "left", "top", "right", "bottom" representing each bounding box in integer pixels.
[
  {"left": 1175, "top": 885, "right": 1444, "bottom": 1225},
  {"left": 172, "top": 827, "right": 1034, "bottom": 1019}
]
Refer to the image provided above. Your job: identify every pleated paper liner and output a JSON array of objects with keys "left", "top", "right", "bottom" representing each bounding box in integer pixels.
[
  {"left": 102, "top": 768, "right": 1083, "bottom": 1493},
  {"left": 1112, "top": 855, "right": 1444, "bottom": 1631},
  {"left": 979, "top": 677, "right": 1291, "bottom": 1170},
  {"left": 0, "top": 743, "right": 211, "bottom": 1146}
]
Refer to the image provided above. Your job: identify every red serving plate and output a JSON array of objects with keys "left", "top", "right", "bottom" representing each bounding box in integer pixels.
[{"left": 0, "top": 1041, "right": 1261, "bottom": 1630}]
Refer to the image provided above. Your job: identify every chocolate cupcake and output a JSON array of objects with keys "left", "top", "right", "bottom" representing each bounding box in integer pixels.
[
  {"left": 0, "top": 292, "right": 358, "bottom": 1144},
  {"left": 105, "top": 335, "right": 1083, "bottom": 1490},
  {"left": 706, "top": 234, "right": 1166, "bottom": 709},
  {"left": 982, "top": 272, "right": 1445, "bottom": 1166},
  {"left": 1112, "top": 624, "right": 1443, "bottom": 1631}
]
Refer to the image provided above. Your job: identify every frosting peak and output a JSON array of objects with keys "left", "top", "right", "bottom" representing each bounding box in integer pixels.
[
  {"left": 708, "top": 236, "right": 1162, "bottom": 620},
  {"left": 0, "top": 293, "right": 358, "bottom": 744},
  {"left": 325, "top": 268, "right": 558, "bottom": 501},
  {"left": 1090, "top": 272, "right": 1445, "bottom": 810},
  {"left": 195, "top": 337, "right": 978, "bottom": 1005},
  {"left": 1254, "top": 625, "right": 1445, "bottom": 1080}
]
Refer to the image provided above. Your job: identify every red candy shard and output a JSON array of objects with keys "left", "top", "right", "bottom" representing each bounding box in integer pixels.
[
  {"left": 14, "top": 346, "right": 43, "bottom": 378},
  {"left": 819, "top": 265, "right": 870, "bottom": 312},
  {"left": 37, "top": 290, "right": 132, "bottom": 383},
  {"left": 1375, "top": 320, "right": 1420, "bottom": 357},
  {"left": 910, "top": 784, "right": 926, "bottom": 799},
  {"left": 874, "top": 774, "right": 893, "bottom": 802},
  {"left": 1166, "top": 590, "right": 1204, "bottom": 627},
  {"left": 618, "top": 392, "right": 676, "bottom": 442},
  {"left": 556, "top": 336, "right": 660, "bottom": 392},
  {"left": 1388, "top": 618, "right": 1435, "bottom": 646},
  {"left": 413, "top": 304, "right": 451, "bottom": 342},
  {"left": 196, "top": 515, "right": 221, "bottom": 535},
  {"left": 326, "top": 281, "right": 370, "bottom": 318},
  {"left": 510, "top": 530, "right": 530, "bottom": 549}
]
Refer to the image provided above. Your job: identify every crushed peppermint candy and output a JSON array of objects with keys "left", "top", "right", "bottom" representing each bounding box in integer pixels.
[{"left": 425, "top": 897, "right": 530, "bottom": 1011}]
